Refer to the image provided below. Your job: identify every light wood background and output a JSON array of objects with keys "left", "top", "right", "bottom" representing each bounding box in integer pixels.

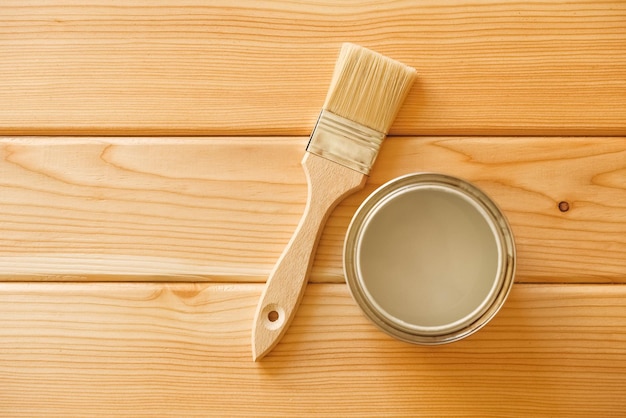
[{"left": 1, "top": 1, "right": 625, "bottom": 416}]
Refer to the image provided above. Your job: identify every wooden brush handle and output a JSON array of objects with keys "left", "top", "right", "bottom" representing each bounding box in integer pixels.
[{"left": 252, "top": 152, "right": 367, "bottom": 361}]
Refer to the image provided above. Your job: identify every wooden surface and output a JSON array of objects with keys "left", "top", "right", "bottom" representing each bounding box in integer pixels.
[
  {"left": 1, "top": 0, "right": 625, "bottom": 136},
  {"left": 1, "top": 283, "right": 626, "bottom": 417},
  {"left": 1, "top": 1, "right": 625, "bottom": 416},
  {"left": 1, "top": 136, "right": 624, "bottom": 283}
]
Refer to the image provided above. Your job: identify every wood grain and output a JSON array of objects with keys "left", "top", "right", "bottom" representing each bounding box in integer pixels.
[
  {"left": 1, "top": 1, "right": 624, "bottom": 136},
  {"left": 0, "top": 282, "right": 624, "bottom": 417},
  {"left": 0, "top": 136, "right": 624, "bottom": 283}
]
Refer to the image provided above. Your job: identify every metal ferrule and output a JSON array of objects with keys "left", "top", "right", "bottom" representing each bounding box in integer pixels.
[{"left": 306, "top": 109, "right": 386, "bottom": 175}]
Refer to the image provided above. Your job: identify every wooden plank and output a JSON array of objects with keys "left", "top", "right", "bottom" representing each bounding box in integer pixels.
[
  {"left": 1, "top": 1, "right": 624, "bottom": 136},
  {"left": 0, "top": 136, "right": 624, "bottom": 283},
  {"left": 0, "top": 282, "right": 624, "bottom": 417}
]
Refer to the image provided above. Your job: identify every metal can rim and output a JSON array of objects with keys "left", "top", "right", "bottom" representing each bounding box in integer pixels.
[{"left": 343, "top": 173, "right": 516, "bottom": 345}]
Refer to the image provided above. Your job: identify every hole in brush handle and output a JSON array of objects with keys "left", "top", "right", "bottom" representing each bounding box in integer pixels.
[
  {"left": 260, "top": 303, "right": 285, "bottom": 331},
  {"left": 267, "top": 310, "right": 279, "bottom": 322}
]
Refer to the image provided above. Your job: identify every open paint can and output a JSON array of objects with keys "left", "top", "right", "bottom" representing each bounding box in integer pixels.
[{"left": 344, "top": 173, "right": 515, "bottom": 344}]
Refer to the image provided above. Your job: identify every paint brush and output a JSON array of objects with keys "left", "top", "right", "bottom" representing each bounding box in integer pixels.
[{"left": 252, "top": 43, "right": 417, "bottom": 361}]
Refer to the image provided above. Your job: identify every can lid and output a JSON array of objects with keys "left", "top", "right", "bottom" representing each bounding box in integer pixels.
[{"left": 344, "top": 173, "right": 516, "bottom": 344}]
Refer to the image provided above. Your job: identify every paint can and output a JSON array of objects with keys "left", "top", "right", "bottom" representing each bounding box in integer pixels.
[{"left": 344, "top": 173, "right": 515, "bottom": 344}]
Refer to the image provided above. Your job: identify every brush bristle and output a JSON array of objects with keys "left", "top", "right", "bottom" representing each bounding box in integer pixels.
[{"left": 322, "top": 43, "right": 417, "bottom": 134}]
